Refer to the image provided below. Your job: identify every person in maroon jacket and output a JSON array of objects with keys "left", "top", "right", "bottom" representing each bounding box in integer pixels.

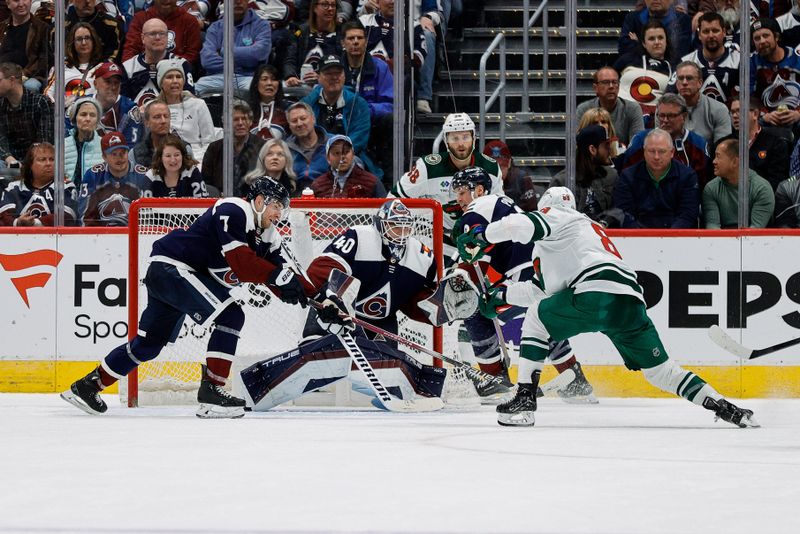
[
  {"left": 310, "top": 134, "right": 386, "bottom": 198},
  {"left": 122, "top": 0, "right": 202, "bottom": 65}
]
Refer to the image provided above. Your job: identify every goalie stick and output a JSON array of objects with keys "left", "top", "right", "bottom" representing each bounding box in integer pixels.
[
  {"left": 708, "top": 325, "right": 800, "bottom": 360},
  {"left": 280, "top": 242, "right": 443, "bottom": 412}
]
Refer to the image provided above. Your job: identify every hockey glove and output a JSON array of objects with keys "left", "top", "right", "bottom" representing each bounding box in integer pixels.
[
  {"left": 456, "top": 225, "right": 492, "bottom": 263},
  {"left": 316, "top": 290, "right": 355, "bottom": 335},
  {"left": 267, "top": 267, "right": 308, "bottom": 308},
  {"left": 479, "top": 285, "right": 508, "bottom": 320},
  {"left": 442, "top": 200, "right": 464, "bottom": 223}
]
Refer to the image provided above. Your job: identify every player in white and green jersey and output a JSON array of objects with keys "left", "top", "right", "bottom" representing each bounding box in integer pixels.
[
  {"left": 391, "top": 113, "right": 502, "bottom": 253},
  {"left": 457, "top": 186, "right": 759, "bottom": 429}
]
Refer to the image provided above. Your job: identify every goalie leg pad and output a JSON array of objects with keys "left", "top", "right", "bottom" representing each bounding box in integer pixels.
[{"left": 241, "top": 335, "right": 352, "bottom": 410}]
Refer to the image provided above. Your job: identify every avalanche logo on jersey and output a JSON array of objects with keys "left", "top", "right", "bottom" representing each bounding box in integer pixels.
[
  {"left": 209, "top": 266, "right": 240, "bottom": 288},
  {"left": 97, "top": 193, "right": 131, "bottom": 226},
  {"left": 700, "top": 75, "right": 727, "bottom": 103},
  {"left": 761, "top": 74, "right": 800, "bottom": 109},
  {"left": 355, "top": 282, "right": 391, "bottom": 319},
  {"left": 20, "top": 193, "right": 51, "bottom": 219}
]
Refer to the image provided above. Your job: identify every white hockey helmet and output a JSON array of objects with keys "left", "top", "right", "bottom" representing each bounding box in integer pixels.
[
  {"left": 538, "top": 186, "right": 576, "bottom": 211},
  {"left": 442, "top": 113, "right": 476, "bottom": 161}
]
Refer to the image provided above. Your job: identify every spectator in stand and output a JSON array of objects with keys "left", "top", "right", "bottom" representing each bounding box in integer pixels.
[
  {"left": 673, "top": 61, "right": 731, "bottom": 144},
  {"left": 681, "top": 12, "right": 740, "bottom": 104},
  {"left": 551, "top": 125, "right": 624, "bottom": 228},
  {"left": 726, "top": 95, "right": 790, "bottom": 192},
  {"left": 141, "top": 0, "right": 208, "bottom": 30},
  {"left": 615, "top": 21, "right": 673, "bottom": 129},
  {"left": 751, "top": 18, "right": 800, "bottom": 129},
  {"left": 622, "top": 93, "right": 713, "bottom": 189},
  {"left": 284, "top": 101, "right": 332, "bottom": 190},
  {"left": 66, "top": 0, "right": 123, "bottom": 63},
  {"left": 122, "top": 17, "right": 194, "bottom": 107},
  {"left": 578, "top": 107, "right": 626, "bottom": 157},
  {"left": 576, "top": 66, "right": 644, "bottom": 146},
  {"left": 44, "top": 23, "right": 103, "bottom": 106},
  {"left": 0, "top": 0, "right": 50, "bottom": 92},
  {"left": 242, "top": 138, "right": 298, "bottom": 198},
  {"left": 619, "top": 0, "right": 693, "bottom": 64},
  {"left": 0, "top": 142, "right": 79, "bottom": 226},
  {"left": 147, "top": 134, "right": 208, "bottom": 198},
  {"left": 155, "top": 58, "right": 217, "bottom": 162},
  {"left": 302, "top": 54, "right": 378, "bottom": 177},
  {"left": 775, "top": 175, "right": 800, "bottom": 226},
  {"left": 248, "top": 64, "right": 290, "bottom": 141},
  {"left": 703, "top": 139, "right": 775, "bottom": 228},
  {"left": 0, "top": 62, "right": 53, "bottom": 169},
  {"left": 310, "top": 134, "right": 386, "bottom": 198},
  {"left": 414, "top": 0, "right": 444, "bottom": 114},
  {"left": 615, "top": 128, "right": 700, "bottom": 228},
  {"left": 80, "top": 131, "right": 153, "bottom": 226},
  {"left": 284, "top": 0, "right": 343, "bottom": 89},
  {"left": 482, "top": 139, "right": 542, "bottom": 211},
  {"left": 122, "top": 0, "right": 202, "bottom": 64},
  {"left": 359, "top": 0, "right": 398, "bottom": 64},
  {"left": 777, "top": 0, "right": 800, "bottom": 48},
  {"left": 202, "top": 100, "right": 265, "bottom": 196},
  {"left": 93, "top": 62, "right": 144, "bottom": 146},
  {"left": 196, "top": 0, "right": 272, "bottom": 97},
  {"left": 64, "top": 96, "right": 104, "bottom": 186},
  {"left": 133, "top": 100, "right": 192, "bottom": 167},
  {"left": 754, "top": 0, "right": 791, "bottom": 19}
]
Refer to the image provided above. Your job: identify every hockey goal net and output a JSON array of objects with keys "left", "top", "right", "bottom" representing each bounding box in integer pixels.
[{"left": 121, "top": 197, "right": 446, "bottom": 407}]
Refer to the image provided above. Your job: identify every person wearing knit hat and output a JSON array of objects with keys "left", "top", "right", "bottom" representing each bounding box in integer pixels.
[
  {"left": 751, "top": 16, "right": 800, "bottom": 127},
  {"left": 155, "top": 58, "right": 218, "bottom": 162},
  {"left": 65, "top": 96, "right": 104, "bottom": 185}
]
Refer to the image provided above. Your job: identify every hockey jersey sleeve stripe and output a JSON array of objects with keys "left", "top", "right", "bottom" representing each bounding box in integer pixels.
[
  {"left": 526, "top": 211, "right": 551, "bottom": 240},
  {"left": 221, "top": 240, "right": 247, "bottom": 254},
  {"left": 224, "top": 245, "right": 278, "bottom": 284}
]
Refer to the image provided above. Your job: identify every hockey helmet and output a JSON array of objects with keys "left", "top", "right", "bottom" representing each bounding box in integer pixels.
[
  {"left": 247, "top": 176, "right": 290, "bottom": 225},
  {"left": 538, "top": 186, "right": 576, "bottom": 211},
  {"left": 451, "top": 166, "right": 492, "bottom": 193},
  {"left": 374, "top": 199, "right": 415, "bottom": 256},
  {"left": 442, "top": 112, "right": 476, "bottom": 135}
]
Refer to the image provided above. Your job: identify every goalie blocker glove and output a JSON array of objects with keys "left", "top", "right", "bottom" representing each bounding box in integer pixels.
[
  {"left": 316, "top": 290, "right": 355, "bottom": 335},
  {"left": 267, "top": 267, "right": 308, "bottom": 307}
]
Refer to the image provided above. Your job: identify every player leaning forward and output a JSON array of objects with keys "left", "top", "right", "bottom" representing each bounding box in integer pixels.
[
  {"left": 457, "top": 187, "right": 759, "bottom": 428},
  {"left": 61, "top": 178, "right": 314, "bottom": 418}
]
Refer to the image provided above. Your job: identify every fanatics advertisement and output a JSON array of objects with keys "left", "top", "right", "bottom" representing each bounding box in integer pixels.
[{"left": 0, "top": 232, "right": 799, "bottom": 366}]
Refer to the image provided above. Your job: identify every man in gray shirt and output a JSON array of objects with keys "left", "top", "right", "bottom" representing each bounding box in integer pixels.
[
  {"left": 674, "top": 61, "right": 731, "bottom": 144},
  {"left": 576, "top": 66, "right": 644, "bottom": 146}
]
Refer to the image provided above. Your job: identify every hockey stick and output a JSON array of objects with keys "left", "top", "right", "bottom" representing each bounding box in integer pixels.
[
  {"left": 280, "top": 241, "right": 443, "bottom": 412},
  {"left": 538, "top": 368, "right": 576, "bottom": 396},
  {"left": 708, "top": 325, "right": 800, "bottom": 360}
]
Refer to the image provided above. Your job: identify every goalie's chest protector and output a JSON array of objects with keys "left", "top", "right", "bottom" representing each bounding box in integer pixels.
[{"left": 327, "top": 226, "right": 434, "bottom": 320}]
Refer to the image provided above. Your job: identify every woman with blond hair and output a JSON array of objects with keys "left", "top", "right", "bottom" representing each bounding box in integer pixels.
[
  {"left": 147, "top": 134, "right": 209, "bottom": 198},
  {"left": 242, "top": 139, "right": 298, "bottom": 198},
  {"left": 578, "top": 107, "right": 626, "bottom": 157}
]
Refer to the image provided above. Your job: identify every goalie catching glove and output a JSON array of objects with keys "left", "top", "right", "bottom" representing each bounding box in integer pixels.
[
  {"left": 418, "top": 267, "right": 479, "bottom": 326},
  {"left": 456, "top": 225, "right": 493, "bottom": 263},
  {"left": 316, "top": 289, "right": 355, "bottom": 335},
  {"left": 267, "top": 266, "right": 308, "bottom": 307}
]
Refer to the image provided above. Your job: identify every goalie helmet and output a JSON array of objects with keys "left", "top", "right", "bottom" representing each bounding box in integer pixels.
[
  {"left": 247, "top": 176, "right": 290, "bottom": 225},
  {"left": 374, "top": 199, "right": 415, "bottom": 258},
  {"left": 538, "top": 186, "right": 576, "bottom": 211},
  {"left": 451, "top": 166, "right": 492, "bottom": 192}
]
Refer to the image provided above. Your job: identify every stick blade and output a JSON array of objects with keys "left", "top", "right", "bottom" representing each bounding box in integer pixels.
[
  {"left": 707, "top": 325, "right": 753, "bottom": 359},
  {"left": 539, "top": 369, "right": 576, "bottom": 395},
  {"left": 381, "top": 396, "right": 445, "bottom": 413}
]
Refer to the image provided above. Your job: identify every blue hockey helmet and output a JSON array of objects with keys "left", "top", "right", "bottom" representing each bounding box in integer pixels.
[
  {"left": 374, "top": 199, "right": 415, "bottom": 254},
  {"left": 451, "top": 166, "right": 492, "bottom": 193}
]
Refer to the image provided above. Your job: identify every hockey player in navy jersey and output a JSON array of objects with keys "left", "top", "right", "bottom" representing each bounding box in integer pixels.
[
  {"left": 62, "top": 177, "right": 313, "bottom": 418},
  {"left": 457, "top": 186, "right": 758, "bottom": 428},
  {"left": 451, "top": 167, "right": 597, "bottom": 403},
  {"left": 240, "top": 199, "right": 473, "bottom": 410}
]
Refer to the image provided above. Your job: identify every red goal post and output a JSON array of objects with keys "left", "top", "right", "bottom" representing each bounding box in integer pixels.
[{"left": 125, "top": 197, "right": 445, "bottom": 407}]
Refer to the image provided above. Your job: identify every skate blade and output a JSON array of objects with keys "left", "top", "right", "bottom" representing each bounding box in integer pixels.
[
  {"left": 196, "top": 403, "right": 245, "bottom": 419},
  {"left": 497, "top": 411, "right": 535, "bottom": 427},
  {"left": 559, "top": 392, "right": 599, "bottom": 405},
  {"left": 60, "top": 390, "right": 104, "bottom": 415},
  {"left": 737, "top": 414, "right": 761, "bottom": 428},
  {"left": 480, "top": 391, "right": 514, "bottom": 406}
]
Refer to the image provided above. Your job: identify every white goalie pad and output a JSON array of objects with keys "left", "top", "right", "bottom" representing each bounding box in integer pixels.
[{"left": 419, "top": 268, "right": 479, "bottom": 326}]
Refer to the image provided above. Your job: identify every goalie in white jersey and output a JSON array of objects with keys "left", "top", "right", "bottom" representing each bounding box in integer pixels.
[{"left": 457, "top": 186, "right": 759, "bottom": 428}]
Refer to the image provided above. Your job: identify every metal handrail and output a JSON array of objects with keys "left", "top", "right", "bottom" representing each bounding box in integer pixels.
[
  {"left": 478, "top": 33, "right": 506, "bottom": 151},
  {"left": 523, "top": 0, "right": 550, "bottom": 113}
]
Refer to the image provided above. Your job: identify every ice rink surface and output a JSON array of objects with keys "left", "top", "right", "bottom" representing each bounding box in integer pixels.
[{"left": 1, "top": 394, "right": 799, "bottom": 534}]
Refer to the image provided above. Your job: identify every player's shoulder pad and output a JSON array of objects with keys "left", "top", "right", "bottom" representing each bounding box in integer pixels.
[
  {"left": 401, "top": 235, "right": 435, "bottom": 275},
  {"left": 213, "top": 197, "right": 256, "bottom": 232},
  {"left": 463, "top": 194, "right": 496, "bottom": 219},
  {"left": 423, "top": 153, "right": 443, "bottom": 165}
]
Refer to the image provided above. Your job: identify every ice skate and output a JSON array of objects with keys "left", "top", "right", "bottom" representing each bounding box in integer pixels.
[
  {"left": 60, "top": 367, "right": 107, "bottom": 415},
  {"left": 557, "top": 361, "right": 598, "bottom": 404},
  {"left": 196, "top": 365, "right": 246, "bottom": 419},
  {"left": 497, "top": 371, "right": 540, "bottom": 427},
  {"left": 703, "top": 398, "right": 760, "bottom": 428},
  {"left": 470, "top": 369, "right": 513, "bottom": 405}
]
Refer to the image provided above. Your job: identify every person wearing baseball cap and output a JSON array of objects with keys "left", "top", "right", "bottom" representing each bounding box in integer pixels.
[
  {"left": 79, "top": 131, "right": 153, "bottom": 226},
  {"left": 752, "top": 16, "right": 800, "bottom": 128},
  {"left": 92, "top": 61, "right": 145, "bottom": 146},
  {"left": 309, "top": 134, "right": 386, "bottom": 198},
  {"left": 550, "top": 125, "right": 623, "bottom": 227},
  {"left": 482, "top": 140, "right": 540, "bottom": 212}
]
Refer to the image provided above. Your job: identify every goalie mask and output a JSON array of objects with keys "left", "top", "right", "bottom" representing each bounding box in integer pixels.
[
  {"left": 442, "top": 112, "right": 476, "bottom": 162},
  {"left": 247, "top": 176, "right": 290, "bottom": 226},
  {"left": 538, "top": 186, "right": 576, "bottom": 211},
  {"left": 374, "top": 199, "right": 415, "bottom": 260}
]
